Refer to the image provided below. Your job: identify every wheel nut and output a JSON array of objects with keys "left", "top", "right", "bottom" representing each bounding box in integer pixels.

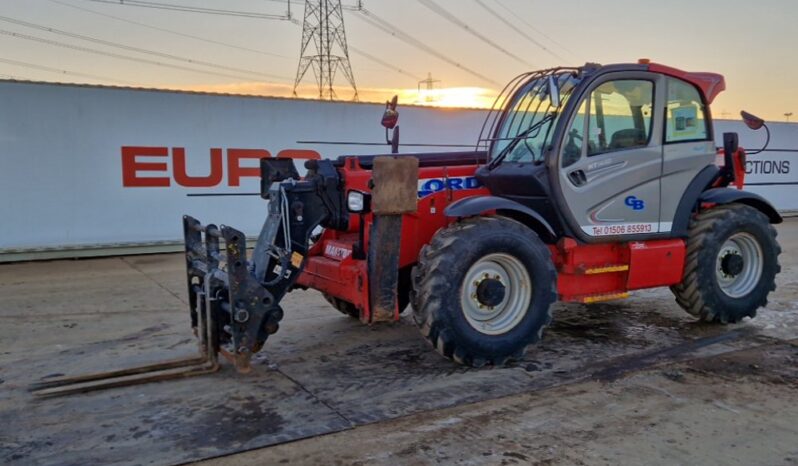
[{"left": 234, "top": 309, "right": 250, "bottom": 323}]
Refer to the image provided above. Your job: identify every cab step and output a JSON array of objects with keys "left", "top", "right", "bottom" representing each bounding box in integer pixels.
[{"left": 577, "top": 291, "right": 630, "bottom": 304}]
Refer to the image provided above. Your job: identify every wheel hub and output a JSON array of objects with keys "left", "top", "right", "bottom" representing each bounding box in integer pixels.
[
  {"left": 715, "top": 232, "right": 764, "bottom": 298},
  {"left": 461, "top": 253, "right": 532, "bottom": 335},
  {"left": 720, "top": 252, "right": 744, "bottom": 277},
  {"left": 476, "top": 278, "right": 506, "bottom": 307}
]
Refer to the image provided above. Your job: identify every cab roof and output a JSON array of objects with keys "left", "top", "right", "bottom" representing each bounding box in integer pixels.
[
  {"left": 646, "top": 62, "right": 726, "bottom": 104},
  {"left": 582, "top": 61, "right": 726, "bottom": 104}
]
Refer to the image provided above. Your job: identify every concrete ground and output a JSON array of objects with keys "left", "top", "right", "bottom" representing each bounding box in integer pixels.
[{"left": 1, "top": 219, "right": 797, "bottom": 466}]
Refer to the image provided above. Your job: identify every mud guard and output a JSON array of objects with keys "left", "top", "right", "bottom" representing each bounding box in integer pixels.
[
  {"left": 699, "top": 188, "right": 782, "bottom": 224},
  {"left": 368, "top": 156, "right": 419, "bottom": 322},
  {"left": 445, "top": 195, "right": 557, "bottom": 242}
]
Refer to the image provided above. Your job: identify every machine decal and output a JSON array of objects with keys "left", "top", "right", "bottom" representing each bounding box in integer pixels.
[
  {"left": 624, "top": 195, "right": 646, "bottom": 211},
  {"left": 324, "top": 244, "right": 352, "bottom": 260},
  {"left": 582, "top": 222, "right": 654, "bottom": 236},
  {"left": 417, "top": 176, "right": 482, "bottom": 198},
  {"left": 581, "top": 221, "right": 673, "bottom": 236}
]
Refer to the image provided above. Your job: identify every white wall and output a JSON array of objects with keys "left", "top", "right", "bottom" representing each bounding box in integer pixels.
[
  {"left": 0, "top": 81, "right": 485, "bottom": 258},
  {"left": 716, "top": 120, "right": 798, "bottom": 210},
  {"left": 0, "top": 81, "right": 795, "bottom": 260}
]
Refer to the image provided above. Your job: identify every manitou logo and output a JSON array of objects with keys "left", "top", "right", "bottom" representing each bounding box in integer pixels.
[{"left": 121, "top": 146, "right": 320, "bottom": 188}]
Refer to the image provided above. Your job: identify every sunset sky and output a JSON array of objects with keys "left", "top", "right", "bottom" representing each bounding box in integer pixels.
[{"left": 1, "top": 0, "right": 796, "bottom": 120}]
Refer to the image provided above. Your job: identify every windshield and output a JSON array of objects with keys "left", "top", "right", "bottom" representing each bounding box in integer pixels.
[{"left": 484, "top": 71, "right": 581, "bottom": 165}]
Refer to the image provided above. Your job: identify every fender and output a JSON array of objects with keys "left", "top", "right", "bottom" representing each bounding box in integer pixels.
[
  {"left": 670, "top": 165, "right": 721, "bottom": 237},
  {"left": 445, "top": 195, "right": 557, "bottom": 242},
  {"left": 699, "top": 188, "right": 782, "bottom": 224}
]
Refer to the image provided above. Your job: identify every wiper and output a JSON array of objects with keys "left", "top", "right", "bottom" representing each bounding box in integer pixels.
[{"left": 488, "top": 112, "right": 555, "bottom": 168}]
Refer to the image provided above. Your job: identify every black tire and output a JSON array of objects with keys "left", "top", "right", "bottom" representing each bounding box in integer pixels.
[
  {"left": 411, "top": 216, "right": 557, "bottom": 367},
  {"left": 671, "top": 204, "right": 781, "bottom": 323}
]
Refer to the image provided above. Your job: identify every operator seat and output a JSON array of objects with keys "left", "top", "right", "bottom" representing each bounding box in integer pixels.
[{"left": 609, "top": 128, "right": 647, "bottom": 150}]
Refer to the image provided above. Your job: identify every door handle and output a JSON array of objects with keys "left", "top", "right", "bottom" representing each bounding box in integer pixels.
[{"left": 568, "top": 169, "right": 587, "bottom": 186}]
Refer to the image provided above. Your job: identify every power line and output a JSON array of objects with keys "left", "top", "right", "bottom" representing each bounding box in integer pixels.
[
  {"left": 60, "top": 0, "right": 420, "bottom": 83},
  {"left": 0, "top": 29, "right": 291, "bottom": 82},
  {"left": 472, "top": 0, "right": 563, "bottom": 62},
  {"left": 83, "top": 0, "right": 292, "bottom": 20},
  {"left": 492, "top": 0, "right": 579, "bottom": 60},
  {"left": 352, "top": 7, "right": 500, "bottom": 86},
  {"left": 50, "top": 0, "right": 292, "bottom": 60},
  {"left": 0, "top": 15, "right": 292, "bottom": 81},
  {"left": 0, "top": 56, "right": 134, "bottom": 84},
  {"left": 417, "top": 0, "right": 533, "bottom": 68},
  {"left": 348, "top": 45, "right": 422, "bottom": 81}
]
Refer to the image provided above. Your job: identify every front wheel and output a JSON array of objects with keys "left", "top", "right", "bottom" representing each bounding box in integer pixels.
[
  {"left": 671, "top": 204, "right": 781, "bottom": 323},
  {"left": 411, "top": 216, "right": 557, "bottom": 367}
]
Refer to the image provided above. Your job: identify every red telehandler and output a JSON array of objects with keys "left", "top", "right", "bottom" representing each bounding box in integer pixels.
[{"left": 32, "top": 61, "right": 782, "bottom": 396}]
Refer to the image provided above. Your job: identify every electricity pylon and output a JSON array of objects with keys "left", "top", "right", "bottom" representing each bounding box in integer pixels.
[{"left": 293, "top": 0, "right": 358, "bottom": 101}]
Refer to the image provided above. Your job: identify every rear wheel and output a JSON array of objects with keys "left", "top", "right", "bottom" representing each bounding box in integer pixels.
[
  {"left": 411, "top": 216, "right": 557, "bottom": 367},
  {"left": 671, "top": 204, "right": 781, "bottom": 323}
]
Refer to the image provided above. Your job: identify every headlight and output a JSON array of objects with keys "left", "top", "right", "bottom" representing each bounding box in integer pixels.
[{"left": 347, "top": 191, "right": 365, "bottom": 212}]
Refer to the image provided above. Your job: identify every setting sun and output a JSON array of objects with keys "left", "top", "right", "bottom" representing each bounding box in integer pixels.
[
  {"left": 401, "top": 86, "right": 496, "bottom": 108},
  {"left": 181, "top": 81, "right": 499, "bottom": 109}
]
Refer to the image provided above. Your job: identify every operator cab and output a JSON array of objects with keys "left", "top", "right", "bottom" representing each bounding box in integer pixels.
[{"left": 476, "top": 61, "right": 724, "bottom": 243}]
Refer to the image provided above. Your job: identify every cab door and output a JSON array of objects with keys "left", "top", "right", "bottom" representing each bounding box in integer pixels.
[{"left": 556, "top": 72, "right": 665, "bottom": 240}]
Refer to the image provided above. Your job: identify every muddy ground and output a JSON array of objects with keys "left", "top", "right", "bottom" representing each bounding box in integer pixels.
[{"left": 1, "top": 219, "right": 797, "bottom": 465}]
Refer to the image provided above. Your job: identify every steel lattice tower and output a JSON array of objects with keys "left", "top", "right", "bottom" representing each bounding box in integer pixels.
[{"left": 293, "top": 0, "right": 358, "bottom": 101}]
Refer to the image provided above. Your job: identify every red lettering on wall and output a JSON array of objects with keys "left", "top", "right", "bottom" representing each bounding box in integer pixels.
[
  {"left": 122, "top": 146, "right": 321, "bottom": 188},
  {"left": 121, "top": 146, "right": 170, "bottom": 187},
  {"left": 172, "top": 148, "right": 223, "bottom": 187},
  {"left": 227, "top": 148, "right": 270, "bottom": 187}
]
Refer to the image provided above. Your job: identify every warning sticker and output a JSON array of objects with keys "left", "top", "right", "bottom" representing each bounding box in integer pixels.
[{"left": 291, "top": 251, "right": 304, "bottom": 268}]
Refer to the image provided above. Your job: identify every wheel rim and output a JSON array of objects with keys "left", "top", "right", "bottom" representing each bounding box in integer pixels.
[
  {"left": 715, "top": 232, "right": 763, "bottom": 298},
  {"left": 461, "top": 253, "right": 532, "bottom": 335}
]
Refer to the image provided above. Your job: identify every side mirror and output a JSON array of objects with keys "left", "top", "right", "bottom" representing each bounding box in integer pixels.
[
  {"left": 547, "top": 75, "right": 560, "bottom": 108},
  {"left": 740, "top": 110, "right": 771, "bottom": 155},
  {"left": 381, "top": 95, "right": 399, "bottom": 129},
  {"left": 741, "top": 110, "right": 765, "bottom": 130}
]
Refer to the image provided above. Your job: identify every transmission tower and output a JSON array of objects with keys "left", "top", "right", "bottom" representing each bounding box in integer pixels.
[
  {"left": 293, "top": 0, "right": 358, "bottom": 101},
  {"left": 417, "top": 72, "right": 441, "bottom": 103}
]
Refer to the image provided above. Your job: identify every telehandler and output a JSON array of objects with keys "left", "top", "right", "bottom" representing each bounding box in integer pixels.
[{"left": 33, "top": 60, "right": 782, "bottom": 396}]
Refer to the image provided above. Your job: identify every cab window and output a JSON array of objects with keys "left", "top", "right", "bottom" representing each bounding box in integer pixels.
[
  {"left": 562, "top": 99, "right": 587, "bottom": 168},
  {"left": 587, "top": 80, "right": 654, "bottom": 156},
  {"left": 665, "top": 77, "right": 709, "bottom": 143}
]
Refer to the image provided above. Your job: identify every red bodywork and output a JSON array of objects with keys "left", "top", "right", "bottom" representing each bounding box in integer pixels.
[
  {"left": 296, "top": 158, "right": 688, "bottom": 322},
  {"left": 647, "top": 63, "right": 726, "bottom": 104}
]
